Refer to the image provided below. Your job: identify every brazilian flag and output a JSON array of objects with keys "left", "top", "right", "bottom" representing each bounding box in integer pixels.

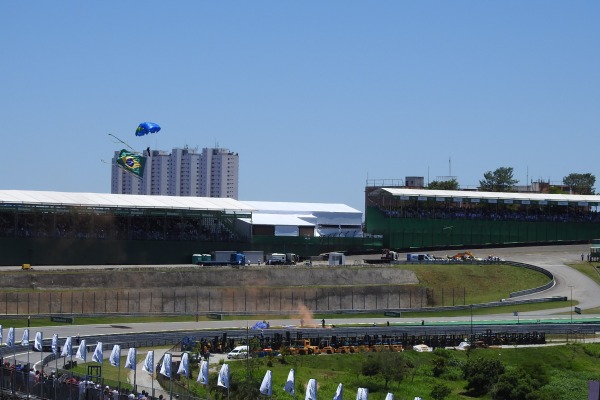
[{"left": 116, "top": 149, "right": 146, "bottom": 179}]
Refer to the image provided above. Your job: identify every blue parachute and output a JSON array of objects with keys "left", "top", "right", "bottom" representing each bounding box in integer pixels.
[{"left": 135, "top": 122, "right": 161, "bottom": 137}]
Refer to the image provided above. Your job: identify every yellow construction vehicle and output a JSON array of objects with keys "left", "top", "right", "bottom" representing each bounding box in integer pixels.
[
  {"left": 290, "top": 339, "right": 319, "bottom": 355},
  {"left": 318, "top": 340, "right": 336, "bottom": 354},
  {"left": 452, "top": 251, "right": 475, "bottom": 261}
]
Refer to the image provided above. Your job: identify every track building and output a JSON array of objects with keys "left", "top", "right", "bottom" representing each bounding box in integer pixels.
[{"left": 0, "top": 190, "right": 376, "bottom": 265}]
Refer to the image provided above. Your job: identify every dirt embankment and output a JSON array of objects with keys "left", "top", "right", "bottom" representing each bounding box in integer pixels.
[
  {"left": 0, "top": 266, "right": 425, "bottom": 315},
  {"left": 0, "top": 266, "right": 418, "bottom": 290}
]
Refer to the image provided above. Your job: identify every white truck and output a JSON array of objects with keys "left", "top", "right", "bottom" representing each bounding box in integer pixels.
[
  {"left": 266, "top": 253, "right": 298, "bottom": 265},
  {"left": 243, "top": 251, "right": 264, "bottom": 264}
]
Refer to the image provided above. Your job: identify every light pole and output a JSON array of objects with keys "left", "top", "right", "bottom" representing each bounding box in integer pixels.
[
  {"left": 569, "top": 285, "right": 574, "bottom": 324},
  {"left": 470, "top": 304, "right": 473, "bottom": 335}
]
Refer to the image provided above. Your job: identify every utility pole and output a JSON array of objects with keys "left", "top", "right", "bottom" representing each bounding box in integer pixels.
[
  {"left": 470, "top": 304, "right": 473, "bottom": 335},
  {"left": 569, "top": 286, "right": 574, "bottom": 324}
]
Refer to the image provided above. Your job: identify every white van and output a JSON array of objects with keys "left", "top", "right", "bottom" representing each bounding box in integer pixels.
[
  {"left": 407, "top": 253, "right": 435, "bottom": 262},
  {"left": 227, "top": 345, "right": 249, "bottom": 359}
]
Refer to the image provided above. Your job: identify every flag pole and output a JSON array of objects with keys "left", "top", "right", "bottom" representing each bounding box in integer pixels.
[
  {"left": 55, "top": 353, "right": 58, "bottom": 400},
  {"left": 207, "top": 357, "right": 210, "bottom": 400},
  {"left": 108, "top": 133, "right": 137, "bottom": 152},
  {"left": 55, "top": 342, "right": 58, "bottom": 400},
  {"left": 27, "top": 342, "right": 31, "bottom": 398},
  {"left": 12, "top": 345, "right": 16, "bottom": 398},
  {"left": 40, "top": 336, "right": 44, "bottom": 399},
  {"left": 187, "top": 373, "right": 190, "bottom": 400}
]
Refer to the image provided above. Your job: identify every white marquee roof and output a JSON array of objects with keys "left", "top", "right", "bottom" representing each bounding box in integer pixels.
[
  {"left": 371, "top": 188, "right": 600, "bottom": 205},
  {"left": 240, "top": 214, "right": 316, "bottom": 226},
  {"left": 244, "top": 201, "right": 361, "bottom": 214},
  {"left": 0, "top": 190, "right": 256, "bottom": 212}
]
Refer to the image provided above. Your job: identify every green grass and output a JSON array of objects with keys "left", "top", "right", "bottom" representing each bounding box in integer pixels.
[
  {"left": 566, "top": 262, "right": 600, "bottom": 286},
  {"left": 398, "top": 263, "right": 551, "bottom": 304},
  {"left": 176, "top": 343, "right": 600, "bottom": 400}
]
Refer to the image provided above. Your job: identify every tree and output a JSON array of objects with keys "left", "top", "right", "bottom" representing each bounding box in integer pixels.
[
  {"left": 547, "top": 186, "right": 567, "bottom": 194},
  {"left": 428, "top": 179, "right": 459, "bottom": 190},
  {"left": 563, "top": 173, "right": 596, "bottom": 195},
  {"left": 360, "top": 351, "right": 409, "bottom": 389},
  {"left": 479, "top": 167, "right": 519, "bottom": 192},
  {"left": 431, "top": 356, "right": 447, "bottom": 377},
  {"left": 430, "top": 383, "right": 452, "bottom": 400},
  {"left": 463, "top": 357, "right": 505, "bottom": 396},
  {"left": 492, "top": 368, "right": 543, "bottom": 400}
]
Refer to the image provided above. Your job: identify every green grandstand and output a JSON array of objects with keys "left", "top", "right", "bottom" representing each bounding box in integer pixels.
[{"left": 366, "top": 187, "right": 600, "bottom": 250}]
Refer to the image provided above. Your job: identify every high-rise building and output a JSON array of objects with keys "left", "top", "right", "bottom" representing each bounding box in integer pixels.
[
  {"left": 199, "top": 147, "right": 239, "bottom": 199},
  {"left": 111, "top": 147, "right": 239, "bottom": 199}
]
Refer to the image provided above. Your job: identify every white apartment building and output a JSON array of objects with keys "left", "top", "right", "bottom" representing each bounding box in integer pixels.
[{"left": 111, "top": 147, "right": 239, "bottom": 199}]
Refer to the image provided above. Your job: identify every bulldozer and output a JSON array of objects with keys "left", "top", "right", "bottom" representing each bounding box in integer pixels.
[{"left": 290, "top": 339, "right": 319, "bottom": 355}]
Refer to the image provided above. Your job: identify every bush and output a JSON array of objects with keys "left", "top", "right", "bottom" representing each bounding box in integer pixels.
[
  {"left": 430, "top": 383, "right": 452, "bottom": 400},
  {"left": 463, "top": 357, "right": 505, "bottom": 396},
  {"left": 432, "top": 357, "right": 447, "bottom": 377}
]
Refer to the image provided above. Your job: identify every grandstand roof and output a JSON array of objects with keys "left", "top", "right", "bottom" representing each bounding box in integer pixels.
[
  {"left": 0, "top": 190, "right": 256, "bottom": 212},
  {"left": 240, "top": 213, "right": 316, "bottom": 226},
  {"left": 244, "top": 201, "right": 361, "bottom": 214},
  {"left": 371, "top": 188, "right": 600, "bottom": 206}
]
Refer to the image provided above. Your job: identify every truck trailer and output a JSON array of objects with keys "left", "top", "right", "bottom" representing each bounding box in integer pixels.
[
  {"left": 266, "top": 253, "right": 298, "bottom": 265},
  {"left": 192, "top": 251, "right": 246, "bottom": 266},
  {"left": 243, "top": 251, "right": 265, "bottom": 264}
]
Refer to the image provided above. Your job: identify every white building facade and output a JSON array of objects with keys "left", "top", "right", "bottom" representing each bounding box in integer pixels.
[{"left": 112, "top": 147, "right": 239, "bottom": 199}]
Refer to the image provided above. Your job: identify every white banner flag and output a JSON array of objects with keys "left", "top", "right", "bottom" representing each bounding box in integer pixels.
[
  {"left": 61, "top": 336, "right": 72, "bottom": 357},
  {"left": 177, "top": 353, "right": 189, "bottom": 378},
  {"left": 356, "top": 387, "right": 368, "bottom": 400},
  {"left": 260, "top": 370, "right": 273, "bottom": 396},
  {"left": 143, "top": 351, "right": 154, "bottom": 374},
  {"left": 110, "top": 345, "right": 121, "bottom": 367},
  {"left": 384, "top": 393, "right": 394, "bottom": 400},
  {"left": 92, "top": 342, "right": 103, "bottom": 363},
  {"left": 284, "top": 368, "right": 295, "bottom": 395},
  {"left": 197, "top": 360, "right": 209, "bottom": 385},
  {"left": 34, "top": 331, "right": 43, "bottom": 352},
  {"left": 333, "top": 383, "right": 343, "bottom": 400},
  {"left": 6, "top": 327, "right": 15, "bottom": 347},
  {"left": 305, "top": 379, "right": 317, "bottom": 400},
  {"left": 21, "top": 328, "right": 30, "bottom": 346},
  {"left": 217, "top": 364, "right": 230, "bottom": 389},
  {"left": 160, "top": 353, "right": 172, "bottom": 378},
  {"left": 52, "top": 334, "right": 59, "bottom": 355},
  {"left": 125, "top": 347, "right": 136, "bottom": 370},
  {"left": 76, "top": 339, "right": 87, "bottom": 363}
]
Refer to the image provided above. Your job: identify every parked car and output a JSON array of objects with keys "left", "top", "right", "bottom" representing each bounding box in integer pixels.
[{"left": 227, "top": 345, "right": 249, "bottom": 359}]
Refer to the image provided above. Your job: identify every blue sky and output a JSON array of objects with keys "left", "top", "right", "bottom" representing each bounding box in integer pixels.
[{"left": 2, "top": 1, "right": 598, "bottom": 212}]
